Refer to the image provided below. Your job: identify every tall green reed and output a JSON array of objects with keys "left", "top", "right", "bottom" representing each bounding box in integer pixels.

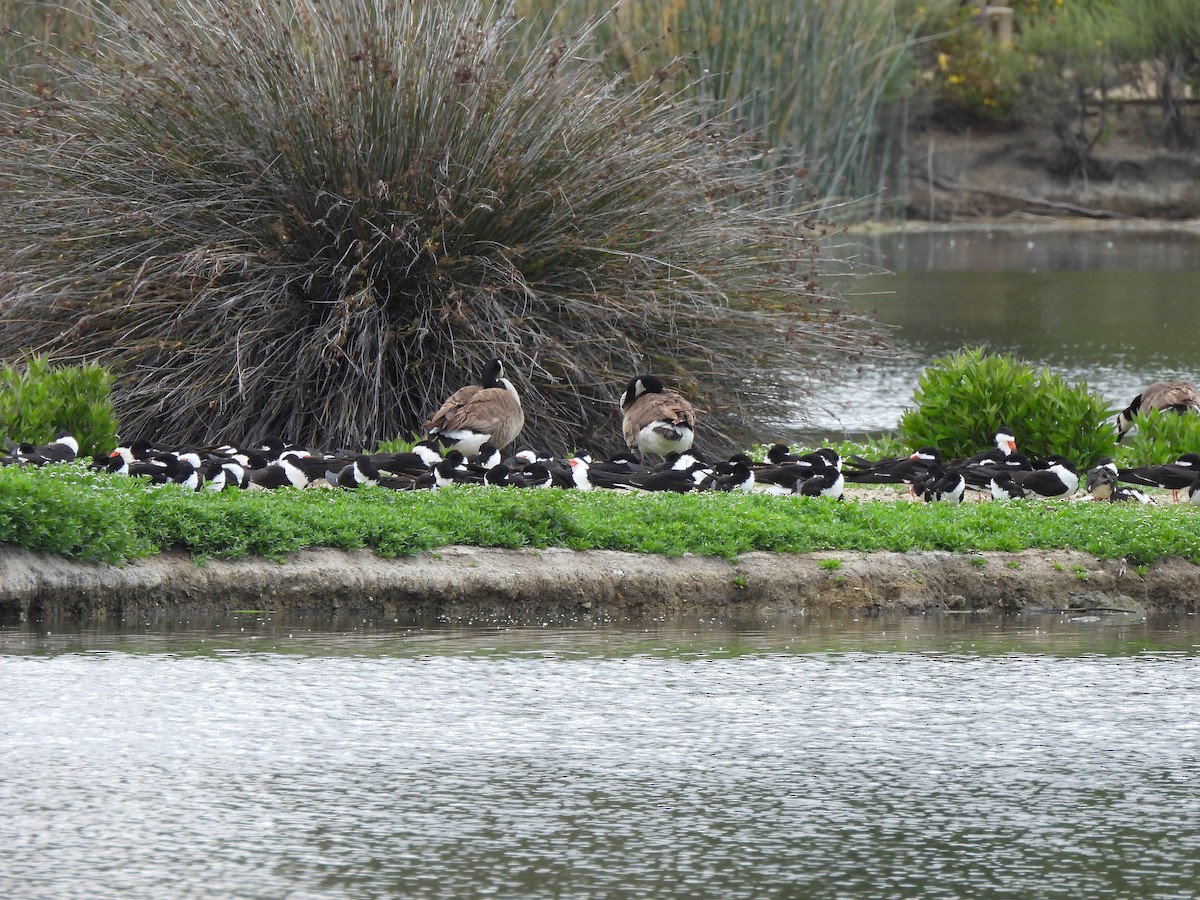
[{"left": 519, "top": 0, "right": 922, "bottom": 220}]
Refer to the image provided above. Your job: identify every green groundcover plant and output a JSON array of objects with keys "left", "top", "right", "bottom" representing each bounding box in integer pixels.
[
  {"left": 899, "top": 347, "right": 1116, "bottom": 464},
  {"left": 1, "top": 461, "right": 1196, "bottom": 567},
  {"left": 0, "top": 355, "right": 119, "bottom": 458}
]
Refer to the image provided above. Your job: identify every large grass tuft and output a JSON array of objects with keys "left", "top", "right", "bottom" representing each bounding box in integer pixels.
[{"left": 0, "top": 0, "right": 888, "bottom": 454}]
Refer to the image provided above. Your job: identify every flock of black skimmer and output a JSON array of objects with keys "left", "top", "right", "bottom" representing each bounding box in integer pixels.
[{"left": 2, "top": 362, "right": 1198, "bottom": 505}]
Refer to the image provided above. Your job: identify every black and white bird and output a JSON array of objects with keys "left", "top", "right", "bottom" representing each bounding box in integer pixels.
[
  {"left": 619, "top": 374, "right": 697, "bottom": 461},
  {"left": 1118, "top": 453, "right": 1200, "bottom": 501},
  {"left": 3, "top": 431, "right": 79, "bottom": 466},
  {"left": 1116, "top": 380, "right": 1200, "bottom": 440},
  {"left": 706, "top": 455, "right": 756, "bottom": 493},
  {"left": 794, "top": 463, "right": 844, "bottom": 500},
  {"left": 844, "top": 446, "right": 942, "bottom": 485},
  {"left": 964, "top": 427, "right": 1019, "bottom": 465},
  {"left": 424, "top": 358, "right": 524, "bottom": 456},
  {"left": 1011, "top": 456, "right": 1079, "bottom": 499},
  {"left": 1109, "top": 486, "right": 1155, "bottom": 504},
  {"left": 988, "top": 471, "right": 1026, "bottom": 501},
  {"left": 246, "top": 451, "right": 312, "bottom": 490},
  {"left": 325, "top": 455, "right": 381, "bottom": 489},
  {"left": 1085, "top": 458, "right": 1119, "bottom": 500},
  {"left": 915, "top": 465, "right": 966, "bottom": 504}
]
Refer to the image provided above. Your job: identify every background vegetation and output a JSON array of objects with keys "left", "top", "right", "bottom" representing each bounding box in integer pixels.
[
  {"left": 2, "top": 0, "right": 1197, "bottom": 457},
  {"left": 0, "top": 356, "right": 119, "bottom": 458},
  {"left": 898, "top": 347, "right": 1117, "bottom": 465},
  {"left": 0, "top": 0, "right": 888, "bottom": 455}
]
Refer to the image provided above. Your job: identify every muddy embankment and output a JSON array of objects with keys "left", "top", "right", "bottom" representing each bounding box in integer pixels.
[
  {"left": 907, "top": 103, "right": 1200, "bottom": 221},
  {"left": 2, "top": 546, "right": 1198, "bottom": 625}
]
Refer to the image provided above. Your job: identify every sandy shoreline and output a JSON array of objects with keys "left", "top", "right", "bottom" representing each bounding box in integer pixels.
[{"left": 3, "top": 545, "right": 1197, "bottom": 625}]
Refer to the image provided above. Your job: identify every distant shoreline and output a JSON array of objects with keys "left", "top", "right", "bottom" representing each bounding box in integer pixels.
[{"left": 3, "top": 546, "right": 1197, "bottom": 625}]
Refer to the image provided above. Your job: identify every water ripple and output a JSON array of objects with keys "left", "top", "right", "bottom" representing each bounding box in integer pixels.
[{"left": 3, "top": 629, "right": 1200, "bottom": 898}]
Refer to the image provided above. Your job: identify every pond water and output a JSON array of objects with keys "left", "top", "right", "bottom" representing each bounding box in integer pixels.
[
  {"left": 800, "top": 226, "right": 1200, "bottom": 437},
  {"left": 4, "top": 612, "right": 1200, "bottom": 899}
]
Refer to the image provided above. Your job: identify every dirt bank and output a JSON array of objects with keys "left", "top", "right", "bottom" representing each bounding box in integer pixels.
[
  {"left": 908, "top": 104, "right": 1200, "bottom": 220},
  {"left": 2, "top": 546, "right": 1197, "bottom": 625}
]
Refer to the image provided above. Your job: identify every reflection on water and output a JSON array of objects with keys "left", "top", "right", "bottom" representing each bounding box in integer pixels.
[
  {"left": 801, "top": 227, "right": 1200, "bottom": 437},
  {"left": 3, "top": 614, "right": 1200, "bottom": 899}
]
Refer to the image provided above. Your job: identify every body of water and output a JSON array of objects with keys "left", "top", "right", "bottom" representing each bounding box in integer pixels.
[
  {"left": 800, "top": 226, "right": 1200, "bottom": 436},
  {"left": 4, "top": 613, "right": 1200, "bottom": 898}
]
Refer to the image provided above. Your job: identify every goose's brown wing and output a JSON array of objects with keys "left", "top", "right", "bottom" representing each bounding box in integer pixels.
[
  {"left": 623, "top": 392, "right": 696, "bottom": 446},
  {"left": 1145, "top": 380, "right": 1200, "bottom": 411}
]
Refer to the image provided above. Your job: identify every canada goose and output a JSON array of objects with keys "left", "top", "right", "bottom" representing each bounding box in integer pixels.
[
  {"left": 619, "top": 374, "right": 696, "bottom": 461},
  {"left": 1116, "top": 380, "right": 1199, "bottom": 440},
  {"left": 425, "top": 358, "right": 524, "bottom": 455}
]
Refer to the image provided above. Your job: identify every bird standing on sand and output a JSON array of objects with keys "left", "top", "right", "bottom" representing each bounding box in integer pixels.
[
  {"left": 1116, "top": 380, "right": 1199, "bottom": 440},
  {"left": 424, "top": 358, "right": 524, "bottom": 456},
  {"left": 619, "top": 374, "right": 696, "bottom": 461}
]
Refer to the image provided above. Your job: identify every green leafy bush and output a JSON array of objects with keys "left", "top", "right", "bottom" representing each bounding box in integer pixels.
[
  {"left": 898, "top": 347, "right": 1115, "bottom": 465},
  {"left": 1116, "top": 408, "right": 1200, "bottom": 466},
  {"left": 0, "top": 355, "right": 119, "bottom": 458}
]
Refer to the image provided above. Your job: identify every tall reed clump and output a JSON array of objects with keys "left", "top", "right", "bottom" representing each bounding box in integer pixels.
[
  {"left": 0, "top": 0, "right": 888, "bottom": 454},
  {"left": 899, "top": 347, "right": 1116, "bottom": 465},
  {"left": 519, "top": 0, "right": 921, "bottom": 220}
]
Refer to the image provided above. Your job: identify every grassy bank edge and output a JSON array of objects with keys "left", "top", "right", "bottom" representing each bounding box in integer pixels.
[{"left": 2, "top": 463, "right": 1198, "bottom": 568}]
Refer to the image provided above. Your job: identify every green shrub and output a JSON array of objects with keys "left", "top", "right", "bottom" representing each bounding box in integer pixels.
[
  {"left": 898, "top": 347, "right": 1116, "bottom": 465},
  {"left": 922, "top": 3, "right": 1021, "bottom": 124},
  {"left": 0, "top": 0, "right": 887, "bottom": 456},
  {"left": 1116, "top": 408, "right": 1200, "bottom": 466},
  {"left": 0, "top": 355, "right": 119, "bottom": 458}
]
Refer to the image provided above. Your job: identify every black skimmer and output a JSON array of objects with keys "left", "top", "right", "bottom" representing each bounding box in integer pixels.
[
  {"left": 988, "top": 471, "right": 1026, "bottom": 501},
  {"left": 962, "top": 427, "right": 1019, "bottom": 466},
  {"left": 844, "top": 446, "right": 942, "bottom": 485},
  {"left": 246, "top": 452, "right": 311, "bottom": 490},
  {"left": 1118, "top": 453, "right": 1200, "bottom": 500},
  {"left": 705, "top": 456, "right": 756, "bottom": 493},
  {"left": 202, "top": 461, "right": 248, "bottom": 491},
  {"left": 3, "top": 431, "right": 79, "bottom": 466},
  {"left": 563, "top": 457, "right": 594, "bottom": 491},
  {"left": 373, "top": 441, "right": 443, "bottom": 478},
  {"left": 1109, "top": 486, "right": 1154, "bottom": 504},
  {"left": 467, "top": 443, "right": 503, "bottom": 471},
  {"left": 125, "top": 452, "right": 186, "bottom": 485},
  {"left": 794, "top": 464, "right": 844, "bottom": 500},
  {"left": 424, "top": 358, "right": 524, "bottom": 455},
  {"left": 1116, "top": 380, "right": 1199, "bottom": 440},
  {"left": 1085, "top": 458, "right": 1119, "bottom": 500},
  {"left": 914, "top": 466, "right": 966, "bottom": 504},
  {"left": 619, "top": 374, "right": 696, "bottom": 461},
  {"left": 1011, "top": 456, "right": 1079, "bottom": 498},
  {"left": 325, "top": 455, "right": 381, "bottom": 489},
  {"left": 621, "top": 460, "right": 711, "bottom": 493}
]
